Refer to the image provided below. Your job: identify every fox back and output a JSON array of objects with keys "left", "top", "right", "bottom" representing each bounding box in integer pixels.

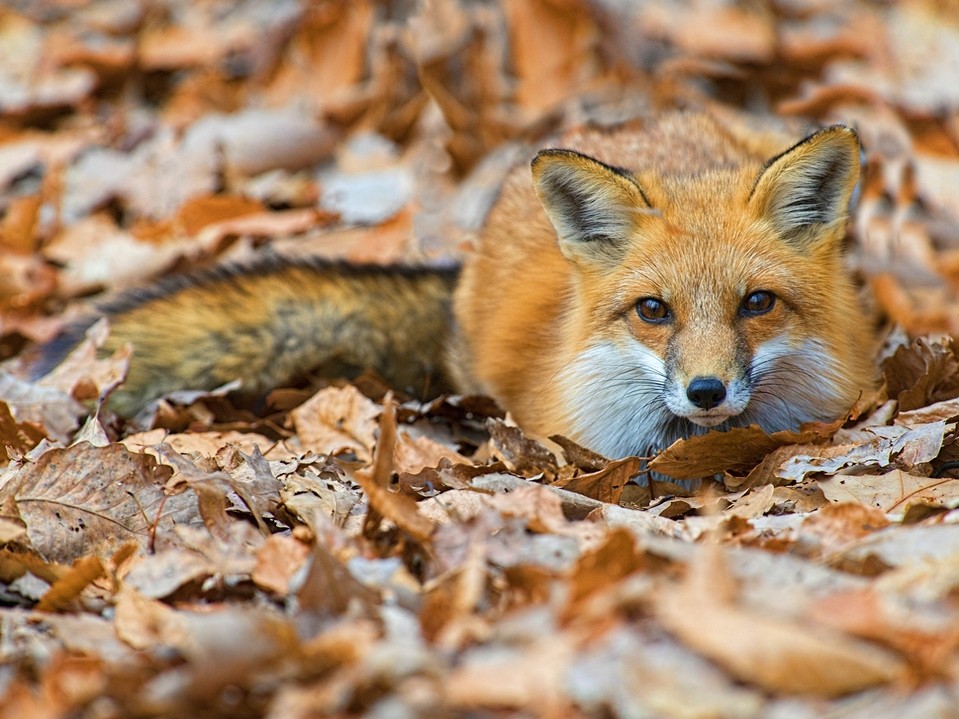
[{"left": 452, "top": 112, "right": 874, "bottom": 458}]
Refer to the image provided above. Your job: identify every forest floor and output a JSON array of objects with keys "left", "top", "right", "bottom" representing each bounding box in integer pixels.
[{"left": 2, "top": 1, "right": 959, "bottom": 716}]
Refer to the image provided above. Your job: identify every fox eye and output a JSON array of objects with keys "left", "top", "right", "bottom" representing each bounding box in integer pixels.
[
  {"left": 636, "top": 297, "right": 671, "bottom": 323},
  {"left": 741, "top": 290, "right": 775, "bottom": 316}
]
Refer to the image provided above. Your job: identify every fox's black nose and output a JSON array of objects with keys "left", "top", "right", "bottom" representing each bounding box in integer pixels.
[{"left": 686, "top": 377, "right": 727, "bottom": 410}]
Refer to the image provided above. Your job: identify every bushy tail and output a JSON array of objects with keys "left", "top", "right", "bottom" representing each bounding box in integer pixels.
[{"left": 34, "top": 257, "right": 459, "bottom": 416}]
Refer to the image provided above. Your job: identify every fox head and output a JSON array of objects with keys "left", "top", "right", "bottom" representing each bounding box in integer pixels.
[{"left": 530, "top": 124, "right": 871, "bottom": 458}]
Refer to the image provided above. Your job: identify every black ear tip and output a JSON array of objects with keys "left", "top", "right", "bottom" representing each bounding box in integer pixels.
[
  {"left": 531, "top": 149, "right": 560, "bottom": 171},
  {"left": 532, "top": 148, "right": 581, "bottom": 165}
]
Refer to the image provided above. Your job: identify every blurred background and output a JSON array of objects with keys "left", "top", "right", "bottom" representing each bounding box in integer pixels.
[{"left": 0, "top": 0, "right": 957, "bottom": 357}]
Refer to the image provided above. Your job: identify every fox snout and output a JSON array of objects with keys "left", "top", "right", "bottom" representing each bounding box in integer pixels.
[
  {"left": 685, "top": 376, "right": 727, "bottom": 410},
  {"left": 663, "top": 367, "right": 751, "bottom": 428}
]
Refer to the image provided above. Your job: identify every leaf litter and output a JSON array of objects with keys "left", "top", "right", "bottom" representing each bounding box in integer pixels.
[{"left": 2, "top": 0, "right": 959, "bottom": 717}]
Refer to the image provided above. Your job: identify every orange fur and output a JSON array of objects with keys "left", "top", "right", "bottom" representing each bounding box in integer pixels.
[
  {"left": 452, "top": 112, "right": 873, "bottom": 457},
  {"left": 38, "top": 112, "right": 874, "bottom": 457}
]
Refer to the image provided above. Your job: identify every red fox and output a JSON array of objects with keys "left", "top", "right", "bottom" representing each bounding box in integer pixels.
[{"left": 35, "top": 112, "right": 874, "bottom": 459}]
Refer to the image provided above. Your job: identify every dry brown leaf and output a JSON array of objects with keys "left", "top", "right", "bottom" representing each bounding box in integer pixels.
[
  {"left": 725, "top": 442, "right": 823, "bottom": 490},
  {"left": 124, "top": 429, "right": 279, "bottom": 461},
  {"left": 0, "top": 498, "right": 29, "bottom": 547},
  {"left": 0, "top": 253, "right": 58, "bottom": 315},
  {"left": 35, "top": 555, "right": 105, "bottom": 612},
  {"left": 413, "top": 1, "right": 518, "bottom": 173},
  {"left": 876, "top": 551, "right": 959, "bottom": 603},
  {"left": 290, "top": 384, "right": 380, "bottom": 461},
  {"left": 0, "top": 13, "right": 96, "bottom": 114},
  {"left": 191, "top": 208, "right": 323, "bottom": 247},
  {"left": 837, "top": 524, "right": 959, "bottom": 572},
  {"left": 114, "top": 585, "right": 191, "bottom": 651},
  {"left": 655, "top": 545, "right": 907, "bottom": 696},
  {"left": 552, "top": 455, "right": 638, "bottom": 504},
  {"left": 503, "top": 0, "right": 603, "bottom": 113},
  {"left": 421, "top": 541, "right": 489, "bottom": 645},
  {"left": 139, "top": 24, "right": 229, "bottom": 70},
  {"left": 168, "top": 608, "right": 301, "bottom": 701},
  {"left": 649, "top": 420, "right": 841, "bottom": 481},
  {"left": 564, "top": 528, "right": 641, "bottom": 613},
  {"left": 252, "top": 534, "right": 311, "bottom": 596},
  {"left": 393, "top": 431, "right": 471, "bottom": 476},
  {"left": 0, "top": 194, "right": 42, "bottom": 254},
  {"left": 487, "top": 482, "right": 572, "bottom": 536},
  {"left": 570, "top": 627, "right": 765, "bottom": 718},
  {"left": 883, "top": 337, "right": 959, "bottom": 412},
  {"left": 280, "top": 469, "right": 361, "bottom": 531},
  {"left": 296, "top": 532, "right": 379, "bottom": 617},
  {"left": 265, "top": 1, "right": 374, "bottom": 107},
  {"left": 818, "top": 470, "right": 959, "bottom": 519},
  {"left": 158, "top": 445, "right": 235, "bottom": 540},
  {"left": 798, "top": 502, "right": 891, "bottom": 559},
  {"left": 354, "top": 396, "right": 435, "bottom": 545},
  {"left": 119, "top": 548, "right": 215, "bottom": 600},
  {"left": 0, "top": 400, "right": 46, "bottom": 462},
  {"left": 488, "top": 418, "right": 559, "bottom": 478},
  {"left": 0, "top": 653, "right": 107, "bottom": 719},
  {"left": 174, "top": 194, "right": 264, "bottom": 236},
  {"left": 725, "top": 484, "right": 777, "bottom": 520},
  {"left": 810, "top": 587, "right": 959, "bottom": 677},
  {"left": 340, "top": 209, "right": 416, "bottom": 264},
  {"left": 445, "top": 637, "right": 575, "bottom": 711},
  {"left": 44, "top": 214, "right": 192, "bottom": 296},
  {"left": 0, "top": 442, "right": 201, "bottom": 564},
  {"left": 897, "top": 396, "right": 959, "bottom": 427},
  {"left": 549, "top": 434, "right": 608, "bottom": 471},
  {"left": 779, "top": 422, "right": 950, "bottom": 483},
  {"left": 641, "top": 2, "right": 776, "bottom": 63},
  {"left": 825, "top": 5, "right": 959, "bottom": 114},
  {"left": 779, "top": 12, "right": 875, "bottom": 68},
  {"left": 595, "top": 503, "right": 686, "bottom": 539},
  {"left": 0, "top": 371, "right": 85, "bottom": 444}
]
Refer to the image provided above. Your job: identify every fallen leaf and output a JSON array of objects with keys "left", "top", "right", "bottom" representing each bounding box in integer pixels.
[
  {"left": 0, "top": 371, "right": 85, "bottom": 444},
  {"left": 896, "top": 396, "right": 959, "bottom": 427},
  {"left": 354, "top": 396, "right": 435, "bottom": 545},
  {"left": 393, "top": 430, "right": 471, "bottom": 476},
  {"left": 798, "top": 502, "right": 891, "bottom": 559},
  {"left": 552, "top": 455, "right": 638, "bottom": 504},
  {"left": 836, "top": 524, "right": 959, "bottom": 572},
  {"left": 503, "top": 0, "right": 605, "bottom": 113},
  {"left": 564, "top": 528, "right": 642, "bottom": 614},
  {"left": 35, "top": 555, "right": 104, "bottom": 612},
  {"left": 655, "top": 545, "right": 907, "bottom": 696},
  {"left": 113, "top": 585, "right": 191, "bottom": 651},
  {"left": 778, "top": 422, "right": 951, "bottom": 483},
  {"left": 174, "top": 194, "right": 264, "bottom": 236},
  {"left": 809, "top": 587, "right": 959, "bottom": 677},
  {"left": 0, "top": 442, "right": 201, "bottom": 564},
  {"left": 290, "top": 385, "right": 380, "bottom": 461},
  {"left": 818, "top": 469, "right": 959, "bottom": 519},
  {"left": 488, "top": 417, "right": 558, "bottom": 479},
  {"left": 445, "top": 638, "right": 576, "bottom": 710},
  {"left": 252, "top": 534, "right": 310, "bottom": 596},
  {"left": 883, "top": 337, "right": 959, "bottom": 412},
  {"left": 0, "top": 400, "right": 46, "bottom": 462},
  {"left": 650, "top": 421, "right": 841, "bottom": 481}
]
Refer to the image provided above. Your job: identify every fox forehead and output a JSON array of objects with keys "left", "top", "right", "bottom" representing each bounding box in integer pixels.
[{"left": 596, "top": 219, "right": 807, "bottom": 314}]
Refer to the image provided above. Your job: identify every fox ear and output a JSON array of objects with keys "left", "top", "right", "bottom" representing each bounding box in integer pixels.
[
  {"left": 532, "top": 149, "right": 651, "bottom": 264},
  {"left": 749, "top": 125, "right": 860, "bottom": 249}
]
